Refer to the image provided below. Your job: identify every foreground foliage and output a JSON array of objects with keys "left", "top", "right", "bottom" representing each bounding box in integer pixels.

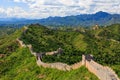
[{"left": 0, "top": 48, "right": 99, "bottom": 80}]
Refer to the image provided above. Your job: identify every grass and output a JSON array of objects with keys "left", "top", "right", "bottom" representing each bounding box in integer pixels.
[
  {"left": 0, "top": 48, "right": 99, "bottom": 80},
  {"left": 72, "top": 34, "right": 88, "bottom": 51}
]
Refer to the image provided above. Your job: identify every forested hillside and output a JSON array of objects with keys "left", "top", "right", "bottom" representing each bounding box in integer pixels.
[
  {"left": 0, "top": 24, "right": 120, "bottom": 80},
  {"left": 0, "top": 26, "right": 17, "bottom": 38},
  {"left": 0, "top": 25, "right": 99, "bottom": 80},
  {"left": 20, "top": 24, "right": 120, "bottom": 77}
]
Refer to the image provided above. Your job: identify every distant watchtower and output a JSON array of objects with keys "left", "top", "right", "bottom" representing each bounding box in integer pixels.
[{"left": 92, "top": 24, "right": 99, "bottom": 30}]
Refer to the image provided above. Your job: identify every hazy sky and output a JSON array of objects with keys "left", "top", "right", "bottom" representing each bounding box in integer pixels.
[{"left": 0, "top": 0, "right": 120, "bottom": 19}]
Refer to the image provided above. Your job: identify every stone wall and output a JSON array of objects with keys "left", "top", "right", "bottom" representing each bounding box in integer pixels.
[
  {"left": 45, "top": 48, "right": 63, "bottom": 55},
  {"left": 105, "top": 67, "right": 120, "bottom": 80},
  {"left": 37, "top": 59, "right": 72, "bottom": 71},
  {"left": 28, "top": 44, "right": 82, "bottom": 71},
  {"left": 83, "top": 55, "right": 120, "bottom": 80},
  {"left": 37, "top": 58, "right": 82, "bottom": 71},
  {"left": 16, "top": 26, "right": 82, "bottom": 71},
  {"left": 17, "top": 38, "right": 119, "bottom": 80},
  {"left": 16, "top": 39, "right": 26, "bottom": 48},
  {"left": 71, "top": 61, "right": 82, "bottom": 70}
]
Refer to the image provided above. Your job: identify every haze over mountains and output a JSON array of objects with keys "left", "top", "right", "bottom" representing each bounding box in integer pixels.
[{"left": 0, "top": 11, "right": 120, "bottom": 27}]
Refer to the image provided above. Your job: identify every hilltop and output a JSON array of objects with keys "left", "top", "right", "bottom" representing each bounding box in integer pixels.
[{"left": 0, "top": 24, "right": 120, "bottom": 80}]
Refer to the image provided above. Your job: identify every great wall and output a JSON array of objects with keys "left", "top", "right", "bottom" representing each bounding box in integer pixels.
[
  {"left": 16, "top": 26, "right": 120, "bottom": 80},
  {"left": 16, "top": 39, "right": 83, "bottom": 71}
]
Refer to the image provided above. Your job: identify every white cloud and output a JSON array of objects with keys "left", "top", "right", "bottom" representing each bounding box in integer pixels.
[
  {"left": 0, "top": 8, "right": 6, "bottom": 18},
  {"left": 13, "top": 0, "right": 20, "bottom": 2},
  {"left": 6, "top": 7, "right": 28, "bottom": 18},
  {"left": 0, "top": 7, "right": 29, "bottom": 18},
  {"left": 0, "top": 8, "right": 5, "bottom": 13},
  {"left": 13, "top": 0, "right": 35, "bottom": 3},
  {"left": 1, "top": 0, "right": 120, "bottom": 18},
  {"left": 91, "top": 0, "right": 120, "bottom": 13},
  {"left": 59, "top": 0, "right": 76, "bottom": 6}
]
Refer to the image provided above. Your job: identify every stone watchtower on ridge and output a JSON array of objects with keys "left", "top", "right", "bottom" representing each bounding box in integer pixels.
[
  {"left": 92, "top": 24, "right": 99, "bottom": 30},
  {"left": 82, "top": 54, "right": 93, "bottom": 65}
]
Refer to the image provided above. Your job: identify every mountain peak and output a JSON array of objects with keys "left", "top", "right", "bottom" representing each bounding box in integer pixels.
[
  {"left": 95, "top": 11, "right": 110, "bottom": 15},
  {"left": 93, "top": 11, "right": 110, "bottom": 19}
]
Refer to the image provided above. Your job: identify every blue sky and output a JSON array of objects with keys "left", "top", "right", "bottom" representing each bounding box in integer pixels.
[{"left": 0, "top": 0, "right": 120, "bottom": 19}]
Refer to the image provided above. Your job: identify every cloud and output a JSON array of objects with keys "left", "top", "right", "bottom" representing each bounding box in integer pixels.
[
  {"left": 91, "top": 0, "right": 120, "bottom": 13},
  {"left": 6, "top": 7, "right": 28, "bottom": 18},
  {"left": 0, "top": 7, "right": 29, "bottom": 18},
  {"left": 0, "top": 8, "right": 5, "bottom": 13},
  {"left": 13, "top": 0, "right": 35, "bottom": 3},
  {"left": 0, "top": 0, "right": 120, "bottom": 18},
  {"left": 0, "top": 8, "right": 6, "bottom": 18}
]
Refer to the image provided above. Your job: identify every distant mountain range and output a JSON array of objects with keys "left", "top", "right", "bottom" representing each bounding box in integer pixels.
[{"left": 0, "top": 11, "right": 120, "bottom": 27}]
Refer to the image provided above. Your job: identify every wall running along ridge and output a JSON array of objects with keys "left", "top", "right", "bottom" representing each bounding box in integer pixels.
[{"left": 16, "top": 26, "right": 120, "bottom": 80}]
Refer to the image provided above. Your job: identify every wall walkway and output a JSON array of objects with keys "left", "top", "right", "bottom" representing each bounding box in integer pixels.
[{"left": 16, "top": 26, "right": 120, "bottom": 80}]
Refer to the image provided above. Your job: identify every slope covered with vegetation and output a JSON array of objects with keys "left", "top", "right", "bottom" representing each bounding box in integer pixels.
[
  {"left": 0, "top": 25, "right": 99, "bottom": 80},
  {"left": 0, "top": 26, "right": 17, "bottom": 38},
  {"left": 0, "top": 47, "right": 99, "bottom": 80},
  {"left": 85, "top": 24, "right": 120, "bottom": 65},
  {"left": 0, "top": 24, "right": 120, "bottom": 80},
  {"left": 84, "top": 24, "right": 120, "bottom": 77},
  {"left": 20, "top": 24, "right": 88, "bottom": 65},
  {"left": 0, "top": 28, "right": 22, "bottom": 55},
  {"left": 20, "top": 24, "right": 120, "bottom": 77}
]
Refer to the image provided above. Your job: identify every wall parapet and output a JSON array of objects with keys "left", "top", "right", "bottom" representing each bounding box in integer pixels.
[
  {"left": 82, "top": 55, "right": 120, "bottom": 80},
  {"left": 17, "top": 38, "right": 119, "bottom": 80}
]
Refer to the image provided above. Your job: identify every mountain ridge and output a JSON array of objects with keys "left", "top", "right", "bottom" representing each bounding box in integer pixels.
[{"left": 0, "top": 11, "right": 120, "bottom": 27}]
